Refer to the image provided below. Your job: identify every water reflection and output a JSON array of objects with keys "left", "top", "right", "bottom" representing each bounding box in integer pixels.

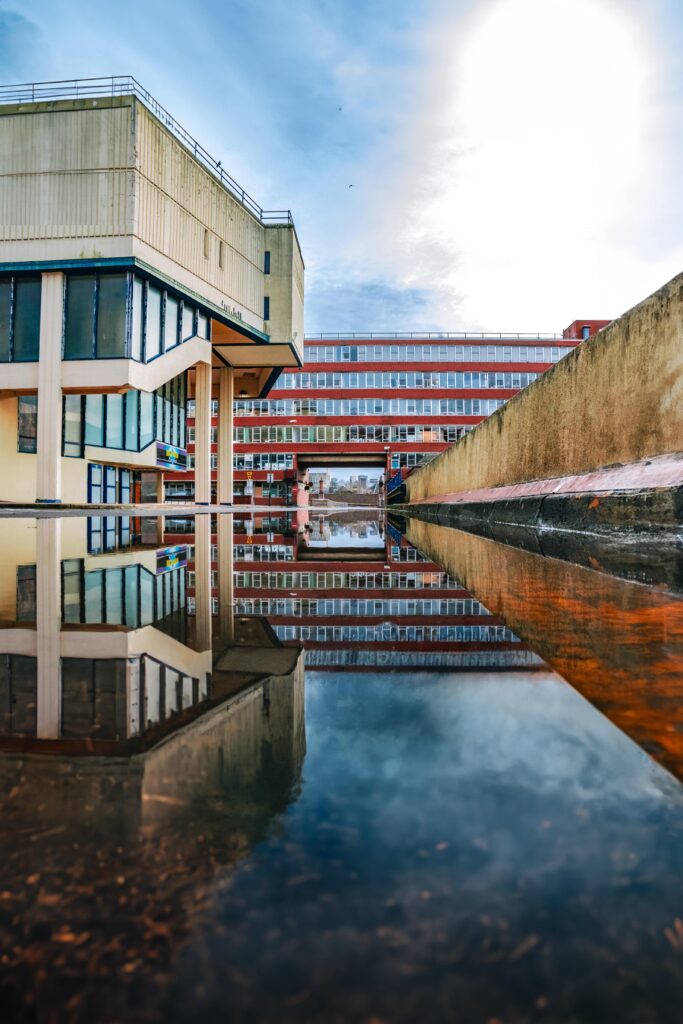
[
  {"left": 1, "top": 510, "right": 683, "bottom": 1022},
  {"left": 397, "top": 513, "right": 683, "bottom": 781}
]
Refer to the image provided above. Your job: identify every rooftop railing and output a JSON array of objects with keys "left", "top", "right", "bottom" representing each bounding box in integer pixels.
[
  {"left": 0, "top": 76, "right": 293, "bottom": 227},
  {"left": 304, "top": 331, "right": 566, "bottom": 341}
]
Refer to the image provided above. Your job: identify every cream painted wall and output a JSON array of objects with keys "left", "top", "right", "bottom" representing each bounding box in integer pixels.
[
  {"left": 0, "top": 395, "right": 91, "bottom": 503},
  {"left": 264, "top": 225, "right": 305, "bottom": 364},
  {"left": 0, "top": 97, "right": 303, "bottom": 348}
]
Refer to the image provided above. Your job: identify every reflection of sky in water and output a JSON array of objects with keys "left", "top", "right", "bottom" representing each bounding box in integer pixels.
[
  {"left": 308, "top": 519, "right": 385, "bottom": 549},
  {"left": 168, "top": 671, "right": 683, "bottom": 1023}
]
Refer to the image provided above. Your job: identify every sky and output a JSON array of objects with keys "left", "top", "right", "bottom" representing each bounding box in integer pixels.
[{"left": 2, "top": 0, "right": 683, "bottom": 333}]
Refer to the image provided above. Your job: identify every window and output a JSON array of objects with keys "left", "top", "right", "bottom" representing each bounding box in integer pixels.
[
  {"left": 146, "top": 287, "right": 162, "bottom": 360},
  {"left": 182, "top": 303, "right": 195, "bottom": 341},
  {"left": 131, "top": 278, "right": 144, "bottom": 361},
  {"left": 0, "top": 279, "right": 10, "bottom": 361},
  {"left": 264, "top": 296, "right": 270, "bottom": 321},
  {"left": 63, "top": 276, "right": 97, "bottom": 359},
  {"left": 63, "top": 396, "right": 83, "bottom": 457},
  {"left": 125, "top": 390, "right": 139, "bottom": 451},
  {"left": 164, "top": 295, "right": 179, "bottom": 351},
  {"left": 96, "top": 275, "right": 127, "bottom": 357},
  {"left": 85, "top": 395, "right": 104, "bottom": 447},
  {"left": 17, "top": 396, "right": 38, "bottom": 453},
  {"left": 140, "top": 391, "right": 155, "bottom": 449},
  {"left": 218, "top": 241, "right": 225, "bottom": 270},
  {"left": 264, "top": 251, "right": 271, "bottom": 274},
  {"left": 105, "top": 394, "right": 123, "bottom": 449},
  {"left": 582, "top": 325, "right": 590, "bottom": 339},
  {"left": 13, "top": 278, "right": 41, "bottom": 361},
  {"left": 204, "top": 229, "right": 210, "bottom": 259}
]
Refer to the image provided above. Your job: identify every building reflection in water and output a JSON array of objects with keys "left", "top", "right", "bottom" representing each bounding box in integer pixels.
[{"left": 166, "top": 508, "right": 540, "bottom": 676}]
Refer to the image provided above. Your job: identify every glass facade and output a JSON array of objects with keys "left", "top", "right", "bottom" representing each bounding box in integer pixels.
[
  {"left": 61, "top": 373, "right": 186, "bottom": 456},
  {"left": 63, "top": 272, "right": 209, "bottom": 362}
]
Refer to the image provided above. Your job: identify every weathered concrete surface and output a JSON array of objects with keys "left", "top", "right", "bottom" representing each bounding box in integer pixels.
[
  {"left": 405, "top": 272, "right": 683, "bottom": 504},
  {"left": 402, "top": 516, "right": 683, "bottom": 781}
]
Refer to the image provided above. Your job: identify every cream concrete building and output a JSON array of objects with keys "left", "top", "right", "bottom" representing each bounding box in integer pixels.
[{"left": 0, "top": 77, "right": 304, "bottom": 507}]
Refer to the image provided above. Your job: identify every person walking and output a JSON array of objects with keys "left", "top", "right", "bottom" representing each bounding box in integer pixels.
[{"left": 378, "top": 474, "right": 385, "bottom": 508}]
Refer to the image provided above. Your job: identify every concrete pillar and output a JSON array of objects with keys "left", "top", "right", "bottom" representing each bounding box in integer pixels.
[
  {"left": 194, "top": 362, "right": 212, "bottom": 505},
  {"left": 194, "top": 514, "right": 212, "bottom": 652},
  {"left": 36, "top": 272, "right": 65, "bottom": 503},
  {"left": 217, "top": 515, "right": 234, "bottom": 644},
  {"left": 36, "top": 518, "right": 61, "bottom": 738},
  {"left": 217, "top": 366, "right": 234, "bottom": 505}
]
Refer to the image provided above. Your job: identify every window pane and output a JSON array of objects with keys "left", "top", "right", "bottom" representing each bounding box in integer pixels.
[
  {"left": 182, "top": 303, "right": 194, "bottom": 341},
  {"left": 13, "top": 278, "right": 41, "bottom": 361},
  {"left": 140, "top": 391, "right": 155, "bottom": 449},
  {"left": 164, "top": 295, "right": 178, "bottom": 351},
  {"left": 125, "top": 390, "right": 138, "bottom": 451},
  {"left": 96, "top": 275, "right": 127, "bottom": 357},
  {"left": 64, "top": 276, "right": 95, "bottom": 359},
  {"left": 197, "top": 312, "right": 208, "bottom": 339},
  {"left": 17, "top": 396, "right": 38, "bottom": 453},
  {"left": 0, "top": 280, "right": 10, "bottom": 361},
  {"left": 131, "top": 278, "right": 143, "bottom": 360},
  {"left": 85, "top": 395, "right": 104, "bottom": 447},
  {"left": 146, "top": 287, "right": 162, "bottom": 360},
  {"left": 105, "top": 394, "right": 123, "bottom": 448},
  {"left": 63, "top": 395, "right": 83, "bottom": 457}
]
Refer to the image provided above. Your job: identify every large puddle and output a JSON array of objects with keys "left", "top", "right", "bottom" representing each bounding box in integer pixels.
[{"left": 1, "top": 510, "right": 682, "bottom": 1023}]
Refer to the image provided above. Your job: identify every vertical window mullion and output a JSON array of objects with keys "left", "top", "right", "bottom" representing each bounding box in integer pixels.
[{"left": 92, "top": 276, "right": 99, "bottom": 358}]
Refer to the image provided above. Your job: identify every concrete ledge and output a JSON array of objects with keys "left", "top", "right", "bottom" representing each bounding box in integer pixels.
[{"left": 395, "top": 484, "right": 683, "bottom": 537}]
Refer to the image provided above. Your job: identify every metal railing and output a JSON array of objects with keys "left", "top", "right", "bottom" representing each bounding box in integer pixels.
[
  {"left": 305, "top": 331, "right": 565, "bottom": 341},
  {"left": 0, "top": 76, "right": 293, "bottom": 227}
]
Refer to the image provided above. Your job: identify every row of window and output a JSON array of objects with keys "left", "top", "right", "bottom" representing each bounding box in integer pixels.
[
  {"left": 267, "top": 623, "right": 519, "bottom": 641},
  {"left": 63, "top": 273, "right": 208, "bottom": 362},
  {"left": 61, "top": 560, "right": 185, "bottom": 629},
  {"left": 232, "top": 572, "right": 467, "bottom": 591},
  {"left": 17, "top": 375, "right": 186, "bottom": 457},
  {"left": 234, "top": 598, "right": 494, "bottom": 616},
  {"left": 183, "top": 446, "right": 295, "bottom": 472},
  {"left": 233, "top": 424, "right": 472, "bottom": 444},
  {"left": 302, "top": 344, "right": 569, "bottom": 364},
  {"left": 234, "top": 398, "right": 505, "bottom": 417},
  {"left": 0, "top": 273, "right": 209, "bottom": 363},
  {"left": 275, "top": 371, "right": 541, "bottom": 390}
]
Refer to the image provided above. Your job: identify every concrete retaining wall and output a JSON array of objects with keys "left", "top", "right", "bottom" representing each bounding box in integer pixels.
[{"left": 405, "top": 271, "right": 683, "bottom": 503}]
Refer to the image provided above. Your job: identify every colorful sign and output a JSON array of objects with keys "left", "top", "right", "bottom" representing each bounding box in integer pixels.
[
  {"left": 156, "top": 545, "right": 188, "bottom": 575},
  {"left": 156, "top": 442, "right": 188, "bottom": 470}
]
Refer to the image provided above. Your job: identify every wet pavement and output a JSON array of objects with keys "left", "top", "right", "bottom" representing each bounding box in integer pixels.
[{"left": 0, "top": 510, "right": 682, "bottom": 1023}]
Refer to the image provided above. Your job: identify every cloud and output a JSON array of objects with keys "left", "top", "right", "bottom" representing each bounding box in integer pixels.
[
  {"left": 351, "top": 0, "right": 683, "bottom": 329},
  {"left": 304, "top": 279, "right": 434, "bottom": 334}
]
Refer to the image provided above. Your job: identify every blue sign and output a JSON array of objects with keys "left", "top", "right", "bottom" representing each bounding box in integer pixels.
[
  {"left": 156, "top": 442, "right": 188, "bottom": 470},
  {"left": 156, "top": 545, "right": 188, "bottom": 575}
]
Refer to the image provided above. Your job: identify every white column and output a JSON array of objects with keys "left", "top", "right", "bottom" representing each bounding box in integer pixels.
[
  {"left": 36, "top": 272, "right": 65, "bottom": 503},
  {"left": 36, "top": 518, "right": 61, "bottom": 738},
  {"left": 194, "top": 362, "right": 212, "bottom": 505},
  {"left": 217, "top": 515, "right": 234, "bottom": 644},
  {"left": 217, "top": 366, "right": 234, "bottom": 505},
  {"left": 194, "top": 514, "right": 212, "bottom": 652}
]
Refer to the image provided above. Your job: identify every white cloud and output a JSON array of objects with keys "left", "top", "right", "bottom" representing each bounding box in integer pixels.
[{"left": 353, "top": 0, "right": 683, "bottom": 330}]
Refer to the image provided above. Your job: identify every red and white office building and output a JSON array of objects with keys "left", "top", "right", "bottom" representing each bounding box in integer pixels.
[{"left": 166, "top": 320, "right": 608, "bottom": 506}]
